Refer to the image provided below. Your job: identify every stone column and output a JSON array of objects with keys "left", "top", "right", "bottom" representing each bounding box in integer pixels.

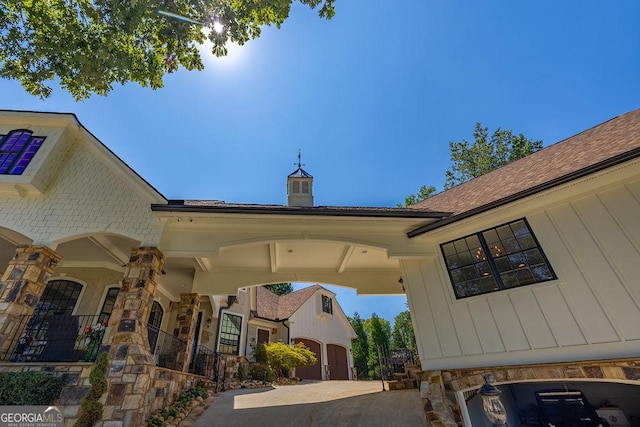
[
  {"left": 174, "top": 293, "right": 201, "bottom": 372},
  {"left": 102, "top": 247, "right": 165, "bottom": 427},
  {"left": 0, "top": 245, "right": 61, "bottom": 354}
]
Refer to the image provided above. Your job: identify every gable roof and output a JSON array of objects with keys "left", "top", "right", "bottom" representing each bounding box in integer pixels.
[
  {"left": 0, "top": 110, "right": 167, "bottom": 203},
  {"left": 408, "top": 108, "right": 640, "bottom": 237},
  {"left": 256, "top": 285, "right": 325, "bottom": 320}
]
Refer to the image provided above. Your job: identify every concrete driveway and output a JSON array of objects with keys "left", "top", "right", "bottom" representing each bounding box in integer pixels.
[{"left": 193, "top": 380, "right": 427, "bottom": 427}]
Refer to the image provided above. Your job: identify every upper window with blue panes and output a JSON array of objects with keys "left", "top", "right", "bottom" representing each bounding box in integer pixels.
[{"left": 0, "top": 129, "right": 45, "bottom": 175}]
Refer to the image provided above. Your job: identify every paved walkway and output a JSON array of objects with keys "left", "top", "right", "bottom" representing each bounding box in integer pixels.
[{"left": 193, "top": 380, "right": 427, "bottom": 427}]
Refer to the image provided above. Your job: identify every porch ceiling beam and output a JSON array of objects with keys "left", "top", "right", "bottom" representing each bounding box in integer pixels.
[
  {"left": 337, "top": 245, "right": 355, "bottom": 273},
  {"left": 193, "top": 268, "right": 404, "bottom": 295},
  {"left": 269, "top": 242, "right": 278, "bottom": 273},
  {"left": 88, "top": 236, "right": 129, "bottom": 266},
  {"left": 195, "top": 257, "right": 212, "bottom": 272}
]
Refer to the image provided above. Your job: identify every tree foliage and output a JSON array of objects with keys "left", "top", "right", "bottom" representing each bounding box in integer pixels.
[
  {"left": 398, "top": 185, "right": 436, "bottom": 207},
  {"left": 264, "top": 282, "right": 293, "bottom": 295},
  {"left": 264, "top": 341, "right": 317, "bottom": 374},
  {"left": 401, "top": 123, "right": 542, "bottom": 204},
  {"left": 391, "top": 310, "right": 416, "bottom": 353},
  {"left": 348, "top": 312, "right": 369, "bottom": 379},
  {"left": 0, "top": 0, "right": 336, "bottom": 100},
  {"left": 364, "top": 313, "right": 391, "bottom": 379},
  {"left": 444, "top": 123, "right": 543, "bottom": 189}
]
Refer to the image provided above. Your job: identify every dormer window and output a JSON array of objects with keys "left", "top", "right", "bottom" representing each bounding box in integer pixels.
[
  {"left": 0, "top": 129, "right": 45, "bottom": 175},
  {"left": 322, "top": 295, "right": 333, "bottom": 315}
]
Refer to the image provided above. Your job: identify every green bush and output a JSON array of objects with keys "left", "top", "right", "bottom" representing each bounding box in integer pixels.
[
  {"left": 237, "top": 363, "right": 247, "bottom": 381},
  {"left": 75, "top": 352, "right": 109, "bottom": 427},
  {"left": 249, "top": 363, "right": 275, "bottom": 382},
  {"left": 147, "top": 387, "right": 208, "bottom": 427},
  {"left": 0, "top": 371, "right": 63, "bottom": 405},
  {"left": 265, "top": 342, "right": 317, "bottom": 373},
  {"left": 253, "top": 343, "right": 267, "bottom": 363}
]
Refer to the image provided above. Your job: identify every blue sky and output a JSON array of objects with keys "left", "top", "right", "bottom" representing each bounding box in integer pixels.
[{"left": 2, "top": 1, "right": 639, "bottom": 323}]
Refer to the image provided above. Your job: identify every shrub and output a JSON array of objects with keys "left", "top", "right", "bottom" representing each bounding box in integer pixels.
[
  {"left": 249, "top": 363, "right": 275, "bottom": 382},
  {"left": 264, "top": 342, "right": 318, "bottom": 375},
  {"left": 237, "top": 363, "right": 247, "bottom": 381},
  {"left": 75, "top": 352, "right": 109, "bottom": 427},
  {"left": 0, "top": 371, "right": 63, "bottom": 405},
  {"left": 147, "top": 387, "right": 207, "bottom": 427},
  {"left": 253, "top": 343, "right": 267, "bottom": 363}
]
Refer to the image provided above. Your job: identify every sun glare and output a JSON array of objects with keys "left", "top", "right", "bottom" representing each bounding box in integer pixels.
[
  {"left": 198, "top": 29, "right": 248, "bottom": 69},
  {"left": 213, "top": 21, "right": 224, "bottom": 34}
]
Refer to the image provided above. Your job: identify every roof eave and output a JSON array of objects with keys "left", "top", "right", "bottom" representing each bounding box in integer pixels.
[
  {"left": 152, "top": 202, "right": 449, "bottom": 219},
  {"left": 407, "top": 146, "right": 640, "bottom": 238}
]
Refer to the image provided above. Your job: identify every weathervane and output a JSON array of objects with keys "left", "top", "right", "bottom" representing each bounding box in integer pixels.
[{"left": 294, "top": 149, "right": 306, "bottom": 169}]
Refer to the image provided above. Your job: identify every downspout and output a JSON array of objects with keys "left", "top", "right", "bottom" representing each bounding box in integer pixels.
[{"left": 281, "top": 319, "right": 290, "bottom": 345}]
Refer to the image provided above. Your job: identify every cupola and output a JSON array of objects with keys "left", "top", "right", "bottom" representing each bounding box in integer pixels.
[{"left": 287, "top": 151, "right": 313, "bottom": 207}]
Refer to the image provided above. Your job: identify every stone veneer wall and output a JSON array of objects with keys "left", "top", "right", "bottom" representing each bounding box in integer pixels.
[
  {"left": 420, "top": 358, "right": 640, "bottom": 427},
  {"left": 0, "top": 362, "right": 216, "bottom": 426},
  {"left": 0, "top": 362, "right": 95, "bottom": 427},
  {"left": 150, "top": 368, "right": 214, "bottom": 413},
  {"left": 218, "top": 355, "right": 248, "bottom": 383}
]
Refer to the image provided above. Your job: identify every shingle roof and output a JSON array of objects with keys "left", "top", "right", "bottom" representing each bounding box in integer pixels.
[
  {"left": 410, "top": 108, "right": 640, "bottom": 222},
  {"left": 288, "top": 167, "right": 312, "bottom": 178},
  {"left": 256, "top": 285, "right": 324, "bottom": 320},
  {"left": 153, "top": 199, "right": 447, "bottom": 218}
]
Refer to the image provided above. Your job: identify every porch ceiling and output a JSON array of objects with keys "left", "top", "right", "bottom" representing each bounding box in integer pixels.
[{"left": 156, "top": 212, "right": 436, "bottom": 296}]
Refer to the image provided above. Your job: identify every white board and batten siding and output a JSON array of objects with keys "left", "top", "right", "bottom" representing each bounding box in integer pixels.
[
  {"left": 403, "top": 178, "right": 640, "bottom": 371},
  {"left": 289, "top": 291, "right": 356, "bottom": 379}
]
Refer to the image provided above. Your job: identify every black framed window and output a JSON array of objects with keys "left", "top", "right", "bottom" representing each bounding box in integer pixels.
[
  {"left": 0, "top": 129, "right": 45, "bottom": 175},
  {"left": 218, "top": 313, "right": 242, "bottom": 355},
  {"left": 441, "top": 218, "right": 556, "bottom": 299},
  {"left": 147, "top": 301, "right": 164, "bottom": 351},
  {"left": 34, "top": 280, "right": 83, "bottom": 316},
  {"left": 98, "top": 287, "right": 120, "bottom": 324},
  {"left": 322, "top": 295, "right": 333, "bottom": 314}
]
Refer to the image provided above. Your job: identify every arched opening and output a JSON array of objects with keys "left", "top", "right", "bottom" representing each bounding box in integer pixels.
[
  {"left": 35, "top": 279, "right": 83, "bottom": 316},
  {"left": 294, "top": 338, "right": 322, "bottom": 380},
  {"left": 326, "top": 344, "right": 349, "bottom": 380}
]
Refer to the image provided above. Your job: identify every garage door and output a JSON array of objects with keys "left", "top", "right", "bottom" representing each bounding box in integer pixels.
[
  {"left": 327, "top": 344, "right": 349, "bottom": 380},
  {"left": 294, "top": 338, "right": 322, "bottom": 380}
]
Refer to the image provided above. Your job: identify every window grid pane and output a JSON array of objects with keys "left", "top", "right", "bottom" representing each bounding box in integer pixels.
[
  {"left": 98, "top": 287, "right": 121, "bottom": 323},
  {"left": 441, "top": 218, "right": 556, "bottom": 299},
  {"left": 0, "top": 130, "right": 45, "bottom": 175},
  {"left": 219, "top": 313, "right": 242, "bottom": 355},
  {"left": 34, "top": 280, "right": 83, "bottom": 316},
  {"left": 322, "top": 295, "right": 333, "bottom": 314}
]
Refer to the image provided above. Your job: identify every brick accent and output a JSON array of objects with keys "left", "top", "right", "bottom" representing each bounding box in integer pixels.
[
  {"left": 420, "top": 358, "right": 640, "bottom": 426},
  {"left": 101, "top": 247, "right": 165, "bottom": 427},
  {"left": 175, "top": 293, "right": 201, "bottom": 372},
  {"left": 0, "top": 245, "right": 61, "bottom": 354}
]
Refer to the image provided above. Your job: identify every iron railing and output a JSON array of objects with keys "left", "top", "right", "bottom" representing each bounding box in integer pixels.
[
  {"left": 2, "top": 314, "right": 106, "bottom": 363},
  {"left": 189, "top": 345, "right": 219, "bottom": 379},
  {"left": 147, "top": 324, "right": 186, "bottom": 371},
  {"left": 3, "top": 313, "right": 220, "bottom": 381}
]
